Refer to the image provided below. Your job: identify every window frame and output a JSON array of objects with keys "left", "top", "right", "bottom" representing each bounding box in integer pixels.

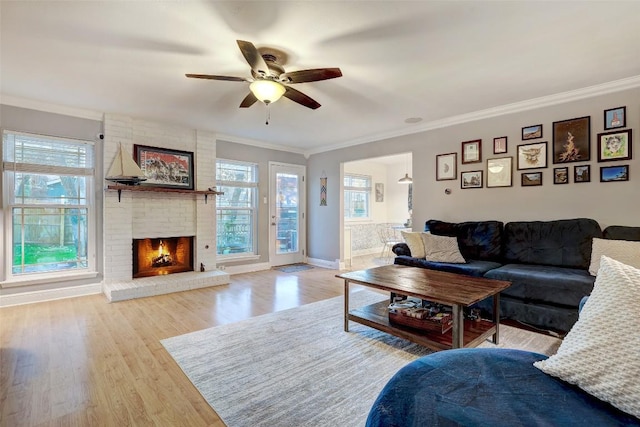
[
  {"left": 215, "top": 158, "right": 259, "bottom": 259},
  {"left": 1, "top": 130, "right": 97, "bottom": 284},
  {"left": 344, "top": 173, "right": 372, "bottom": 221}
]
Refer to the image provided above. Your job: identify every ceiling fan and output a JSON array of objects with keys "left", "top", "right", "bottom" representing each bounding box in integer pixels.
[{"left": 186, "top": 40, "right": 342, "bottom": 110}]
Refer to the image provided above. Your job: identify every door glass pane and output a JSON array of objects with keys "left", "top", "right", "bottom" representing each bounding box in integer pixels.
[{"left": 276, "top": 172, "right": 299, "bottom": 254}]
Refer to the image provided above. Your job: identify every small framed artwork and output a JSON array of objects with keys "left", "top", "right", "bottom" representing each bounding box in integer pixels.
[
  {"left": 134, "top": 144, "right": 195, "bottom": 190},
  {"left": 521, "top": 172, "right": 542, "bottom": 187},
  {"left": 486, "top": 157, "right": 513, "bottom": 188},
  {"left": 436, "top": 152, "right": 457, "bottom": 181},
  {"left": 493, "top": 136, "right": 508, "bottom": 154},
  {"left": 375, "top": 183, "right": 384, "bottom": 202},
  {"left": 517, "top": 141, "right": 548, "bottom": 170},
  {"left": 600, "top": 165, "right": 629, "bottom": 182},
  {"left": 604, "top": 106, "right": 626, "bottom": 130},
  {"left": 553, "top": 167, "right": 569, "bottom": 184},
  {"left": 461, "top": 170, "right": 483, "bottom": 189},
  {"left": 461, "top": 139, "right": 482, "bottom": 164},
  {"left": 522, "top": 124, "right": 543, "bottom": 140},
  {"left": 597, "top": 129, "right": 632, "bottom": 162},
  {"left": 552, "top": 116, "right": 591, "bottom": 164},
  {"left": 574, "top": 165, "right": 590, "bottom": 183}
]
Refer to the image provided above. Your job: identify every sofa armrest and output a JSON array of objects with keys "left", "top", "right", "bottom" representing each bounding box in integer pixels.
[{"left": 392, "top": 243, "right": 411, "bottom": 257}]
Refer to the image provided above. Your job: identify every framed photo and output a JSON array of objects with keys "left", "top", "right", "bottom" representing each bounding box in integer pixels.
[
  {"left": 574, "top": 165, "right": 590, "bottom": 183},
  {"left": 552, "top": 116, "right": 591, "bottom": 163},
  {"left": 493, "top": 136, "right": 508, "bottom": 154},
  {"left": 522, "top": 124, "right": 543, "bottom": 140},
  {"left": 461, "top": 170, "right": 483, "bottom": 189},
  {"left": 521, "top": 172, "right": 542, "bottom": 187},
  {"left": 600, "top": 165, "right": 629, "bottom": 182},
  {"left": 134, "top": 144, "right": 195, "bottom": 190},
  {"left": 436, "top": 152, "right": 457, "bottom": 181},
  {"left": 461, "top": 139, "right": 482, "bottom": 164},
  {"left": 517, "top": 141, "right": 547, "bottom": 170},
  {"left": 553, "top": 167, "right": 569, "bottom": 184},
  {"left": 486, "top": 157, "right": 513, "bottom": 188},
  {"left": 375, "top": 183, "right": 384, "bottom": 202},
  {"left": 597, "top": 129, "right": 632, "bottom": 162},
  {"left": 604, "top": 106, "right": 626, "bottom": 130}
]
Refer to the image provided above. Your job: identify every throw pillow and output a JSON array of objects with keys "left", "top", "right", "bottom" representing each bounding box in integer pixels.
[
  {"left": 421, "top": 233, "right": 466, "bottom": 263},
  {"left": 401, "top": 231, "right": 426, "bottom": 258},
  {"left": 534, "top": 256, "right": 640, "bottom": 418},
  {"left": 589, "top": 237, "right": 640, "bottom": 275}
]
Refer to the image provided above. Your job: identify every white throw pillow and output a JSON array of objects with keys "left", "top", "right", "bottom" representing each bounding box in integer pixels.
[
  {"left": 534, "top": 256, "right": 640, "bottom": 418},
  {"left": 589, "top": 238, "right": 640, "bottom": 276},
  {"left": 420, "top": 233, "right": 466, "bottom": 263},
  {"left": 401, "top": 231, "right": 426, "bottom": 258}
]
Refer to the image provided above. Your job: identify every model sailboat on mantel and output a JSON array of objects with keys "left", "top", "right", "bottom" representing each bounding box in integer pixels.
[{"left": 105, "top": 143, "right": 147, "bottom": 185}]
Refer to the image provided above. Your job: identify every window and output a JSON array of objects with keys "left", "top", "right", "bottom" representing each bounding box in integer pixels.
[
  {"left": 216, "top": 159, "right": 258, "bottom": 256},
  {"left": 344, "top": 174, "right": 371, "bottom": 219},
  {"left": 2, "top": 131, "right": 95, "bottom": 280}
]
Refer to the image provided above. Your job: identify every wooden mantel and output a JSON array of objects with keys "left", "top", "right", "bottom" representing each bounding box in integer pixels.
[{"left": 106, "top": 184, "right": 224, "bottom": 203}]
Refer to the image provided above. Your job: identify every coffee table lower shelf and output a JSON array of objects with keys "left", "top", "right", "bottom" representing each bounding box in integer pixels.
[{"left": 349, "top": 301, "right": 496, "bottom": 351}]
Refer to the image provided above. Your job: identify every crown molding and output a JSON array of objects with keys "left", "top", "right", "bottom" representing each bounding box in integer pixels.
[
  {"left": 1, "top": 94, "right": 104, "bottom": 121},
  {"left": 306, "top": 75, "right": 640, "bottom": 156}
]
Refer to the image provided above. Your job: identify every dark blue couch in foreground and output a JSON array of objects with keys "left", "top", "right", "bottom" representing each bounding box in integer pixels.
[
  {"left": 393, "top": 218, "right": 640, "bottom": 332},
  {"left": 365, "top": 348, "right": 640, "bottom": 427}
]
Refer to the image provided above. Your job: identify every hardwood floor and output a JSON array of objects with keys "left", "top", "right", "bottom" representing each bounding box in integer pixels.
[{"left": 1, "top": 266, "right": 360, "bottom": 427}]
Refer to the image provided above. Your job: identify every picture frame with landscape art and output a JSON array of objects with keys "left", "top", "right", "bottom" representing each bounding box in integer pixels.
[
  {"left": 574, "top": 165, "right": 590, "bottom": 183},
  {"left": 522, "top": 124, "right": 542, "bottom": 140},
  {"left": 554, "top": 167, "right": 569, "bottom": 184},
  {"left": 461, "top": 170, "right": 482, "bottom": 189},
  {"left": 436, "top": 152, "right": 457, "bottom": 181},
  {"left": 461, "top": 139, "right": 482, "bottom": 164},
  {"left": 521, "top": 172, "right": 542, "bottom": 187},
  {"left": 604, "top": 106, "right": 626, "bottom": 130},
  {"left": 600, "top": 165, "right": 629, "bottom": 182},
  {"left": 486, "top": 157, "right": 512, "bottom": 188},
  {"left": 597, "top": 129, "right": 632, "bottom": 162},
  {"left": 517, "top": 141, "right": 547, "bottom": 170},
  {"left": 134, "top": 144, "right": 195, "bottom": 190},
  {"left": 552, "top": 116, "right": 591, "bottom": 164}
]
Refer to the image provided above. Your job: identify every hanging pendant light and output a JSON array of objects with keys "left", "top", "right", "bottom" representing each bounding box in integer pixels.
[{"left": 398, "top": 153, "right": 413, "bottom": 184}]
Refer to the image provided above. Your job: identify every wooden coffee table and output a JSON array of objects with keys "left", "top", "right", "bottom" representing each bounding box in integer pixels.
[{"left": 337, "top": 264, "right": 511, "bottom": 351}]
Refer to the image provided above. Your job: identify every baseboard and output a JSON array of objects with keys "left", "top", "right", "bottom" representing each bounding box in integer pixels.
[
  {"left": 307, "top": 257, "right": 339, "bottom": 270},
  {"left": 0, "top": 283, "right": 103, "bottom": 307},
  {"left": 223, "top": 262, "right": 271, "bottom": 275}
]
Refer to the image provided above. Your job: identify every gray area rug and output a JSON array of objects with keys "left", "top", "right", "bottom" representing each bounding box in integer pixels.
[
  {"left": 161, "top": 291, "right": 561, "bottom": 427},
  {"left": 273, "top": 264, "right": 315, "bottom": 273}
]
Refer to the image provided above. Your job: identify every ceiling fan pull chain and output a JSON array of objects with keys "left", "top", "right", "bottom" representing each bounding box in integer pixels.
[{"left": 265, "top": 105, "right": 270, "bottom": 125}]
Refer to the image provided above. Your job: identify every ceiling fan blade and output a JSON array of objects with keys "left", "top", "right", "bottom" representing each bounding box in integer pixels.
[
  {"left": 279, "top": 68, "right": 342, "bottom": 84},
  {"left": 239, "top": 92, "right": 258, "bottom": 108},
  {"left": 185, "top": 73, "right": 248, "bottom": 82},
  {"left": 237, "top": 40, "right": 270, "bottom": 76},
  {"left": 283, "top": 86, "right": 321, "bottom": 110}
]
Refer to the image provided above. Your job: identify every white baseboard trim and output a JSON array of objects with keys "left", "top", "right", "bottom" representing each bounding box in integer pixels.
[
  {"left": 0, "top": 283, "right": 103, "bottom": 307},
  {"left": 223, "top": 262, "right": 271, "bottom": 275},
  {"left": 307, "top": 257, "right": 339, "bottom": 270}
]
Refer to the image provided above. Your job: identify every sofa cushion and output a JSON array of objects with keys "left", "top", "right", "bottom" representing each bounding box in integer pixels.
[
  {"left": 589, "top": 238, "right": 640, "bottom": 275},
  {"left": 534, "top": 256, "right": 640, "bottom": 419},
  {"left": 502, "top": 218, "right": 602, "bottom": 269},
  {"left": 484, "top": 263, "right": 595, "bottom": 307},
  {"left": 603, "top": 225, "right": 640, "bottom": 241},
  {"left": 421, "top": 233, "right": 466, "bottom": 263},
  {"left": 394, "top": 256, "right": 500, "bottom": 277},
  {"left": 401, "top": 231, "right": 426, "bottom": 258},
  {"left": 426, "top": 220, "right": 504, "bottom": 262}
]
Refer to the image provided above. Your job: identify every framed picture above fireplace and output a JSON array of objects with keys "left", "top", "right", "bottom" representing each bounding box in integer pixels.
[{"left": 134, "top": 145, "right": 195, "bottom": 190}]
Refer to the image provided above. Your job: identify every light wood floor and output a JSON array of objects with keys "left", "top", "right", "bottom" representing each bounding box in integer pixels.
[{"left": 1, "top": 263, "right": 379, "bottom": 427}]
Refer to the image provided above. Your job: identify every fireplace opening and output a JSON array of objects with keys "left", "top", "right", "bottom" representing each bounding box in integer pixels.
[{"left": 133, "top": 236, "right": 194, "bottom": 278}]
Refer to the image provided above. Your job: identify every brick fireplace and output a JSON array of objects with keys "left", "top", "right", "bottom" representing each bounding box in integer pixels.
[{"left": 101, "top": 114, "right": 230, "bottom": 302}]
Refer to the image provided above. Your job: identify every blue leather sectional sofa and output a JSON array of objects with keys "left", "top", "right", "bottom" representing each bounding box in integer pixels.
[{"left": 392, "top": 218, "right": 640, "bottom": 332}]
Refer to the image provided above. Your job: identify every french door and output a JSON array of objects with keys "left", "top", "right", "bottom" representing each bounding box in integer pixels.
[{"left": 269, "top": 162, "right": 306, "bottom": 266}]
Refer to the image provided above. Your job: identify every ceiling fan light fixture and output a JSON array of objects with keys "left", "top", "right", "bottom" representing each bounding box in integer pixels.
[{"left": 250, "top": 80, "right": 286, "bottom": 104}]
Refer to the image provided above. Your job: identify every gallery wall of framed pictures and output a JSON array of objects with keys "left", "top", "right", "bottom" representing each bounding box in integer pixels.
[{"left": 435, "top": 105, "right": 632, "bottom": 190}]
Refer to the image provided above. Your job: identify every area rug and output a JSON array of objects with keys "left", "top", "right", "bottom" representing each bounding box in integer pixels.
[
  {"left": 273, "top": 263, "right": 314, "bottom": 273},
  {"left": 161, "top": 291, "right": 561, "bottom": 427}
]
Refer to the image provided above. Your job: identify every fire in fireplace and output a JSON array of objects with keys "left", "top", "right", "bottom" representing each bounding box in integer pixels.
[{"left": 133, "top": 236, "right": 194, "bottom": 278}]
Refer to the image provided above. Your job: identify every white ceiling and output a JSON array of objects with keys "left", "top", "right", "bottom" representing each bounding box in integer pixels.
[{"left": 2, "top": 1, "right": 640, "bottom": 154}]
